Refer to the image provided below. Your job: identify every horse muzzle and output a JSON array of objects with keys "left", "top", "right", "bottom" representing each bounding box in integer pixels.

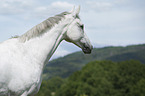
[{"left": 82, "top": 45, "right": 93, "bottom": 54}]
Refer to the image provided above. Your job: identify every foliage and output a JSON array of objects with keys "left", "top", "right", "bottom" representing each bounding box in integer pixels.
[
  {"left": 55, "top": 60, "right": 145, "bottom": 96},
  {"left": 37, "top": 60, "right": 145, "bottom": 96},
  {"left": 36, "top": 77, "right": 65, "bottom": 96}
]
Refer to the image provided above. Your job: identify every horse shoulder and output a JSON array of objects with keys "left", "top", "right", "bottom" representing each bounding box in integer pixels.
[{"left": 0, "top": 39, "right": 42, "bottom": 95}]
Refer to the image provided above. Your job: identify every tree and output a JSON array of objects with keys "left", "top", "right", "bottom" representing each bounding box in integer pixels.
[{"left": 55, "top": 60, "right": 145, "bottom": 96}]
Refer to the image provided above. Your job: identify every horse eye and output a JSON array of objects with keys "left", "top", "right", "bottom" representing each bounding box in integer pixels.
[{"left": 80, "top": 24, "right": 84, "bottom": 29}]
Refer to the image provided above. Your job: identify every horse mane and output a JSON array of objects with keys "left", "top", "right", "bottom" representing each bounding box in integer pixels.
[{"left": 19, "top": 11, "right": 70, "bottom": 42}]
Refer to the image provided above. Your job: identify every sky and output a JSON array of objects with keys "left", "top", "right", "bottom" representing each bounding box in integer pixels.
[{"left": 0, "top": 0, "right": 145, "bottom": 59}]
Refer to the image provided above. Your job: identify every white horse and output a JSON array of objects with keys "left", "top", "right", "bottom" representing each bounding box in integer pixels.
[{"left": 0, "top": 6, "right": 93, "bottom": 96}]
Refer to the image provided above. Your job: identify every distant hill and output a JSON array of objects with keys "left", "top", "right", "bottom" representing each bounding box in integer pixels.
[{"left": 43, "top": 44, "right": 145, "bottom": 79}]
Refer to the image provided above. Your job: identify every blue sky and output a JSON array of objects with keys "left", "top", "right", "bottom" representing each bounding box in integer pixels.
[{"left": 0, "top": 0, "right": 145, "bottom": 59}]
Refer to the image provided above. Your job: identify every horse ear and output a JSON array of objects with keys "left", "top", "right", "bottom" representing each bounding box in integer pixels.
[
  {"left": 74, "top": 5, "right": 80, "bottom": 16},
  {"left": 70, "top": 6, "right": 75, "bottom": 13}
]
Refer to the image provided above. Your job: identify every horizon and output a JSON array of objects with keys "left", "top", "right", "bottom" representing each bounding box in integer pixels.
[{"left": 50, "top": 43, "right": 145, "bottom": 60}]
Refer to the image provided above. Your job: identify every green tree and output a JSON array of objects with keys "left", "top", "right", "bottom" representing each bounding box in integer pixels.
[
  {"left": 55, "top": 60, "right": 145, "bottom": 96},
  {"left": 129, "top": 79, "right": 145, "bottom": 96},
  {"left": 36, "top": 76, "right": 65, "bottom": 96}
]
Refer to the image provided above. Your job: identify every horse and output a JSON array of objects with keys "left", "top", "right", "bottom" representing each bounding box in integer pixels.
[{"left": 0, "top": 6, "right": 93, "bottom": 96}]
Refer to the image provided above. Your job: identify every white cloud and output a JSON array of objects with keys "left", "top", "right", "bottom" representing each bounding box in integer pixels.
[
  {"left": 115, "top": 0, "right": 130, "bottom": 4},
  {"left": 0, "top": 0, "right": 35, "bottom": 15},
  {"left": 0, "top": 0, "right": 73, "bottom": 18},
  {"left": 51, "top": 1, "right": 73, "bottom": 10},
  {"left": 86, "top": 1, "right": 113, "bottom": 11},
  {"left": 33, "top": 1, "right": 73, "bottom": 19}
]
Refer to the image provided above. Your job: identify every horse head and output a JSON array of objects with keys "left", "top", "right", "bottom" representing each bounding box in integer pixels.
[{"left": 64, "top": 6, "right": 93, "bottom": 54}]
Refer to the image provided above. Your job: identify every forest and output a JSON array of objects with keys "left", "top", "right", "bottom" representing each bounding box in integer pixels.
[
  {"left": 37, "top": 60, "right": 145, "bottom": 96},
  {"left": 36, "top": 44, "right": 145, "bottom": 96}
]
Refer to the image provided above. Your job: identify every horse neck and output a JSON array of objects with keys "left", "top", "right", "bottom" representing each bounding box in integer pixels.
[{"left": 22, "top": 23, "right": 66, "bottom": 67}]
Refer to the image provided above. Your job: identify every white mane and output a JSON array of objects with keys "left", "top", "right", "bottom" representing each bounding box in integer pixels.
[{"left": 19, "top": 12, "right": 70, "bottom": 42}]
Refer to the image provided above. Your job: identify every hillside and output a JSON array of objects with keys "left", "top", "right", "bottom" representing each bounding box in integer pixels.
[
  {"left": 37, "top": 60, "right": 145, "bottom": 96},
  {"left": 43, "top": 44, "right": 145, "bottom": 79}
]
